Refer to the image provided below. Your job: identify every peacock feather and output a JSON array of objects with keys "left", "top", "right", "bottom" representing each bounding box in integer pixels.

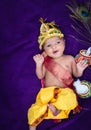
[{"left": 66, "top": 0, "right": 91, "bottom": 46}]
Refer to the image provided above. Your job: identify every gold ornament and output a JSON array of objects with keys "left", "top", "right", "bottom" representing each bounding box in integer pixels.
[{"left": 38, "top": 18, "right": 64, "bottom": 49}]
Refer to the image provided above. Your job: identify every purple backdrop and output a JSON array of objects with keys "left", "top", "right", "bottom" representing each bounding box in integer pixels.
[{"left": 0, "top": 0, "right": 91, "bottom": 130}]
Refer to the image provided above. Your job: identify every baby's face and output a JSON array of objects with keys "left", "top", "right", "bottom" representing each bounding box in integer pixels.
[{"left": 43, "top": 36, "right": 65, "bottom": 59}]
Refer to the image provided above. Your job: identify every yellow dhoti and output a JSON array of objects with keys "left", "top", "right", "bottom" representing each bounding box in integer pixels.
[{"left": 28, "top": 86, "right": 78, "bottom": 126}]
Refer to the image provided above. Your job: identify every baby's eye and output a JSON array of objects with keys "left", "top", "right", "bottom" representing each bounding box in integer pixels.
[
  {"left": 46, "top": 44, "right": 51, "bottom": 47},
  {"left": 56, "top": 41, "right": 60, "bottom": 44}
]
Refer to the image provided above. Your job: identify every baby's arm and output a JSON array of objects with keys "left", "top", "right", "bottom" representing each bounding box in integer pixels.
[
  {"left": 71, "top": 56, "right": 88, "bottom": 77},
  {"left": 76, "top": 60, "right": 88, "bottom": 76},
  {"left": 33, "top": 54, "right": 45, "bottom": 79}
]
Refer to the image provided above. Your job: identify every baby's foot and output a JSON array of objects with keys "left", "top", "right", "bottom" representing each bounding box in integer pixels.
[{"left": 48, "top": 103, "right": 61, "bottom": 116}]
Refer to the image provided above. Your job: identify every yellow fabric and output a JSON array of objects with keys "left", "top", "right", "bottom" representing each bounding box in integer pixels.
[{"left": 28, "top": 86, "right": 78, "bottom": 126}]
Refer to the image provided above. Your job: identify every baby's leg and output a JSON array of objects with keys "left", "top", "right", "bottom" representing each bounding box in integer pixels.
[
  {"left": 48, "top": 103, "right": 61, "bottom": 116},
  {"left": 29, "top": 125, "right": 36, "bottom": 130}
]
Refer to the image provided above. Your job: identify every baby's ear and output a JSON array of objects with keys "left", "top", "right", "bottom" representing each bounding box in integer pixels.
[{"left": 42, "top": 51, "right": 47, "bottom": 57}]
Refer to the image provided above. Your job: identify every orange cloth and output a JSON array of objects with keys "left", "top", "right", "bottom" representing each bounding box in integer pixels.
[{"left": 44, "top": 56, "right": 73, "bottom": 86}]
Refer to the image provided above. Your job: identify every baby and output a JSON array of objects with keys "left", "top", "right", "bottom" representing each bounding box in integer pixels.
[{"left": 28, "top": 18, "right": 88, "bottom": 130}]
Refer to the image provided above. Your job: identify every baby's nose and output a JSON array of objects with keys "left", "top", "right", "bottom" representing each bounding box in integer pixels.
[{"left": 52, "top": 44, "right": 56, "bottom": 49}]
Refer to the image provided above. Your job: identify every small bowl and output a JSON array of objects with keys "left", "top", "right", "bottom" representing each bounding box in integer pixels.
[{"left": 75, "top": 50, "right": 91, "bottom": 65}]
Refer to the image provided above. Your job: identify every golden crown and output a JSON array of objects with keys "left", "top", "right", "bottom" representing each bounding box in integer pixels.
[{"left": 38, "top": 18, "right": 64, "bottom": 49}]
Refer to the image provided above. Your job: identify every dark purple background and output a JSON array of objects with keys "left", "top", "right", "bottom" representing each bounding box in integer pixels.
[{"left": 0, "top": 0, "right": 91, "bottom": 130}]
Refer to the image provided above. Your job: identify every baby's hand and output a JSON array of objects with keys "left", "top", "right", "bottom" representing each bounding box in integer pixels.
[
  {"left": 77, "top": 60, "right": 89, "bottom": 73},
  {"left": 33, "top": 54, "right": 44, "bottom": 65}
]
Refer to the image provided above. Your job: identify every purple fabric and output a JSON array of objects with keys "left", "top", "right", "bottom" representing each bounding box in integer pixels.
[{"left": 0, "top": 0, "right": 91, "bottom": 130}]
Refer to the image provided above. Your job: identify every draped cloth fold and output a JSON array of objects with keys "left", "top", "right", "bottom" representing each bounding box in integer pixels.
[
  {"left": 28, "top": 86, "right": 78, "bottom": 126},
  {"left": 43, "top": 56, "right": 74, "bottom": 86}
]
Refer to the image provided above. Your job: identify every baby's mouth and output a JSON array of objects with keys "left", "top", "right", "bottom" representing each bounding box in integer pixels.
[{"left": 53, "top": 50, "right": 58, "bottom": 54}]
